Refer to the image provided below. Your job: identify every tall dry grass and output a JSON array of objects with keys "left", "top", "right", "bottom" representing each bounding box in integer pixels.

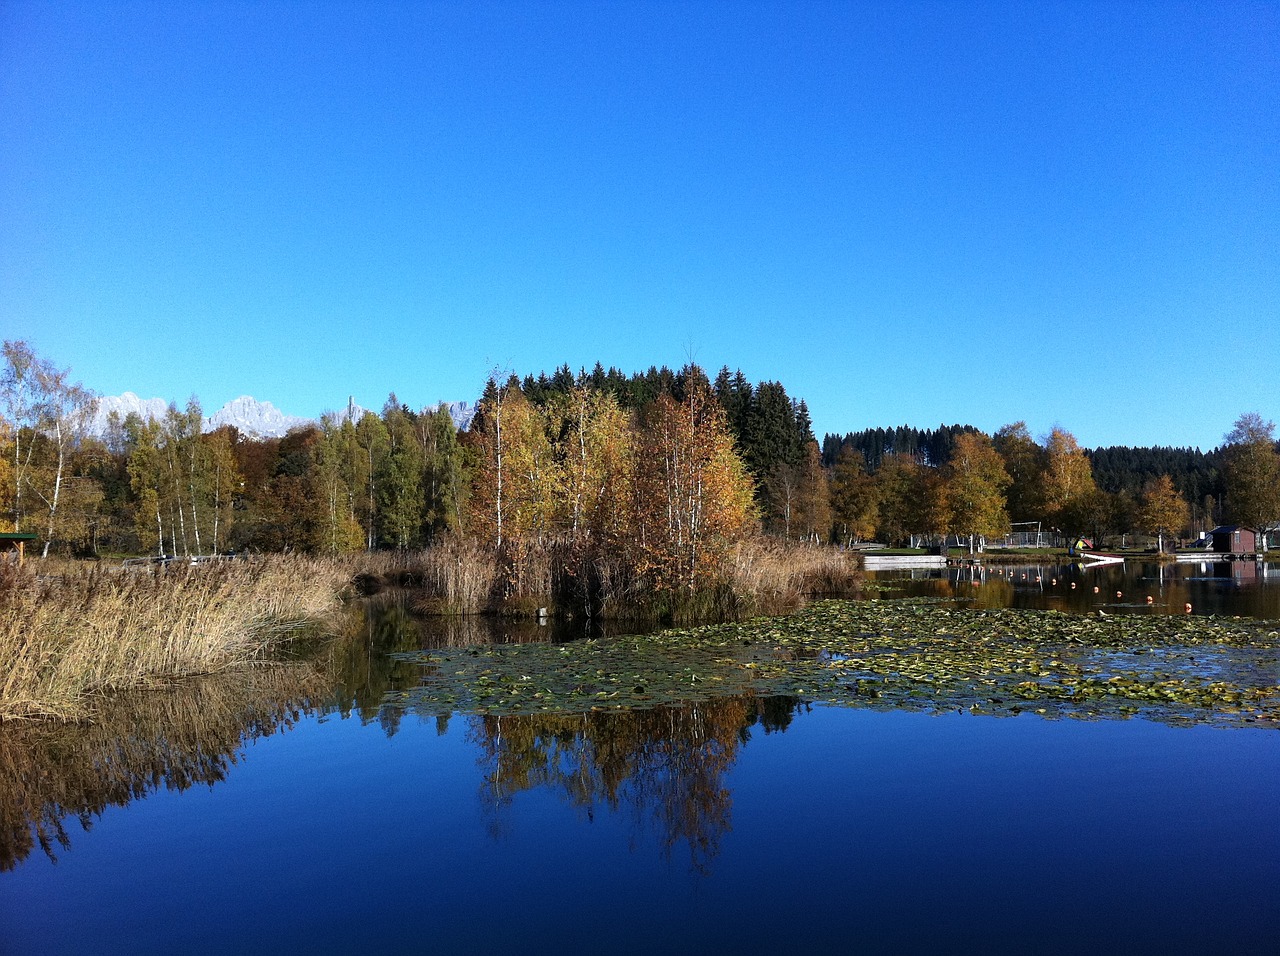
[
  {"left": 0, "top": 556, "right": 349, "bottom": 721},
  {"left": 347, "top": 535, "right": 859, "bottom": 623},
  {"left": 727, "top": 539, "right": 861, "bottom": 609}
]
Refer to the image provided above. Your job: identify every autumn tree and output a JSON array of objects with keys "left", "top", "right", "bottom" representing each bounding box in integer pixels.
[
  {"left": 632, "top": 383, "right": 757, "bottom": 592},
  {"left": 1041, "top": 427, "right": 1096, "bottom": 536},
  {"left": 1138, "top": 474, "right": 1189, "bottom": 552},
  {"left": 872, "top": 454, "right": 924, "bottom": 546},
  {"left": 255, "top": 426, "right": 322, "bottom": 552},
  {"left": 829, "top": 447, "right": 878, "bottom": 544},
  {"left": 1222, "top": 412, "right": 1280, "bottom": 550},
  {"left": 945, "top": 432, "right": 1011, "bottom": 553},
  {"left": 125, "top": 415, "right": 167, "bottom": 554},
  {"left": 993, "top": 422, "right": 1044, "bottom": 523},
  {"left": 545, "top": 386, "right": 633, "bottom": 544},
  {"left": 467, "top": 377, "right": 558, "bottom": 565},
  {"left": 792, "top": 441, "right": 832, "bottom": 542}
]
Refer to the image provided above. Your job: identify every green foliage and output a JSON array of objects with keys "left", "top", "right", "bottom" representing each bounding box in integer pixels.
[{"left": 1222, "top": 413, "right": 1280, "bottom": 544}]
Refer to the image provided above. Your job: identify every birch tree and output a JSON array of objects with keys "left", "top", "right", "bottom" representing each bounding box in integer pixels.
[
  {"left": 0, "top": 341, "right": 99, "bottom": 554},
  {"left": 633, "top": 385, "right": 756, "bottom": 592}
]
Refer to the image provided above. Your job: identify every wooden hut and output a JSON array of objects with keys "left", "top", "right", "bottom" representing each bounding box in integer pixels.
[{"left": 1210, "top": 526, "right": 1257, "bottom": 555}]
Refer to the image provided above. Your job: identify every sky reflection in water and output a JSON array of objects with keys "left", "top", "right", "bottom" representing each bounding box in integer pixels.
[{"left": 2, "top": 687, "right": 1276, "bottom": 956}]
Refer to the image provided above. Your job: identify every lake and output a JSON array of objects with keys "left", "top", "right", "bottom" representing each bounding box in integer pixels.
[
  {"left": 2, "top": 568, "right": 1278, "bottom": 955},
  {"left": 869, "top": 557, "right": 1280, "bottom": 618}
]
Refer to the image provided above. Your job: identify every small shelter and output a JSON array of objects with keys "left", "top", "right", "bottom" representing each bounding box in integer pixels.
[
  {"left": 1210, "top": 526, "right": 1257, "bottom": 555},
  {"left": 0, "top": 531, "right": 38, "bottom": 566}
]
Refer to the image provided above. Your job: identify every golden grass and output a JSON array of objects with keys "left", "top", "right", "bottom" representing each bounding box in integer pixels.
[
  {"left": 348, "top": 534, "right": 859, "bottom": 624},
  {"left": 727, "top": 538, "right": 861, "bottom": 606},
  {"left": 0, "top": 556, "right": 349, "bottom": 721}
]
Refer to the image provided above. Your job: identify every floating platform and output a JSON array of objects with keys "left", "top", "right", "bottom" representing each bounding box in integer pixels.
[{"left": 863, "top": 554, "right": 947, "bottom": 570}]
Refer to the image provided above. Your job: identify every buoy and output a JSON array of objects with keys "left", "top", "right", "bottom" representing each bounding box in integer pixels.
[
  {"left": 1146, "top": 596, "right": 1154, "bottom": 605},
  {"left": 1116, "top": 591, "right": 1123, "bottom": 599},
  {"left": 1184, "top": 603, "right": 1193, "bottom": 614},
  {"left": 1051, "top": 578, "right": 1057, "bottom": 586},
  {"left": 1035, "top": 575, "right": 1041, "bottom": 582},
  {"left": 1093, "top": 586, "right": 1100, "bottom": 594},
  {"left": 1071, "top": 582, "right": 1077, "bottom": 589}
]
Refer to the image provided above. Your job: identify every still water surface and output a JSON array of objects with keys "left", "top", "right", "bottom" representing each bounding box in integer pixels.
[
  {"left": 872, "top": 558, "right": 1280, "bottom": 618},
  {"left": 2, "top": 571, "right": 1277, "bottom": 955}
]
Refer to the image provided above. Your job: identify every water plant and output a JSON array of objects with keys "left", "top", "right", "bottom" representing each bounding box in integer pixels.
[{"left": 389, "top": 599, "right": 1280, "bottom": 728}]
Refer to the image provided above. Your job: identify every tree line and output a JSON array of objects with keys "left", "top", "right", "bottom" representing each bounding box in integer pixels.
[
  {"left": 3, "top": 340, "right": 1278, "bottom": 566},
  {"left": 823, "top": 419, "right": 1278, "bottom": 550}
]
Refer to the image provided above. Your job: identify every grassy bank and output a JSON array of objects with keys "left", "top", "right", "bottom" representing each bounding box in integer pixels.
[{"left": 0, "top": 556, "right": 349, "bottom": 721}]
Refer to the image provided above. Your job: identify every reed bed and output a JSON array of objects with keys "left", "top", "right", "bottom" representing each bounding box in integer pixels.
[
  {"left": 0, "top": 556, "right": 349, "bottom": 722},
  {"left": 349, "top": 535, "right": 860, "bottom": 622},
  {"left": 727, "top": 539, "right": 861, "bottom": 607}
]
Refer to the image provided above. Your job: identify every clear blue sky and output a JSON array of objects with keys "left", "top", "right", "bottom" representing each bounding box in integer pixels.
[{"left": 2, "top": 1, "right": 1276, "bottom": 451}]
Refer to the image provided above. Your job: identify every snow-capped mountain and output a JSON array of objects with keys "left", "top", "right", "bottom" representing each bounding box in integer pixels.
[
  {"left": 90, "top": 394, "right": 478, "bottom": 439},
  {"left": 444, "top": 401, "right": 477, "bottom": 431},
  {"left": 91, "top": 392, "right": 170, "bottom": 434},
  {"left": 206, "top": 396, "right": 311, "bottom": 439}
]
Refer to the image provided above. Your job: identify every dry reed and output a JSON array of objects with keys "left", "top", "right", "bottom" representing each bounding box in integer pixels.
[
  {"left": 345, "top": 535, "right": 860, "bottom": 622},
  {"left": 0, "top": 556, "right": 349, "bottom": 721}
]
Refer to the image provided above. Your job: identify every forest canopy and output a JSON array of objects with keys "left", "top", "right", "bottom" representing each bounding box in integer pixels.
[{"left": 2, "top": 343, "right": 1277, "bottom": 564}]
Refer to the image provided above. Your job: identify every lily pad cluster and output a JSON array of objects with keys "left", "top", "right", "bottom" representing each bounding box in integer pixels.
[{"left": 389, "top": 600, "right": 1280, "bottom": 728}]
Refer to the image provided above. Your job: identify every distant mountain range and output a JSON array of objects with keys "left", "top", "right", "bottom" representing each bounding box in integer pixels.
[{"left": 91, "top": 393, "right": 477, "bottom": 439}]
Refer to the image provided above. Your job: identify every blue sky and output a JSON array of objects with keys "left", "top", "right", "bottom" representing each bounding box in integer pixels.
[{"left": 2, "top": 0, "right": 1276, "bottom": 451}]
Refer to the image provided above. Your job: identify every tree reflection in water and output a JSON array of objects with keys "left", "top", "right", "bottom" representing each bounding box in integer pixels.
[
  {"left": 465, "top": 695, "right": 808, "bottom": 874},
  {"left": 0, "top": 660, "right": 333, "bottom": 870},
  {"left": 0, "top": 586, "right": 811, "bottom": 877}
]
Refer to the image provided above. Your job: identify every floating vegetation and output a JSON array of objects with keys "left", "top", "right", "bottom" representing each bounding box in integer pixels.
[{"left": 390, "top": 600, "right": 1280, "bottom": 728}]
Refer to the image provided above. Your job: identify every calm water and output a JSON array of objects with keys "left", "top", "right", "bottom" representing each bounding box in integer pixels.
[
  {"left": 2, "top": 579, "right": 1278, "bottom": 955},
  {"left": 872, "top": 558, "right": 1280, "bottom": 618}
]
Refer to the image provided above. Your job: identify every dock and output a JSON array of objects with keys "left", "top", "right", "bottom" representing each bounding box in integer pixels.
[{"left": 863, "top": 554, "right": 947, "bottom": 570}]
